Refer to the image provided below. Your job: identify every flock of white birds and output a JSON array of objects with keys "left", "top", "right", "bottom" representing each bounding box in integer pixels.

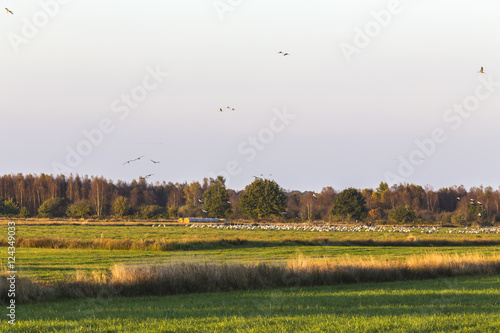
[{"left": 180, "top": 224, "right": 500, "bottom": 234}]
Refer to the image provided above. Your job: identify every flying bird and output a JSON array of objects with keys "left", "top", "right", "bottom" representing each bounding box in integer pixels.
[
  {"left": 252, "top": 175, "right": 262, "bottom": 180},
  {"left": 5, "top": 8, "right": 13, "bottom": 15},
  {"left": 123, "top": 155, "right": 144, "bottom": 165},
  {"left": 220, "top": 108, "right": 223, "bottom": 112},
  {"left": 144, "top": 174, "right": 154, "bottom": 179},
  {"left": 478, "top": 67, "right": 484, "bottom": 73},
  {"left": 283, "top": 53, "right": 289, "bottom": 56},
  {"left": 150, "top": 159, "right": 160, "bottom": 164}
]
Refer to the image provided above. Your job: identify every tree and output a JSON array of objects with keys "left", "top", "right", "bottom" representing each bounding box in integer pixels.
[
  {"left": 37, "top": 197, "right": 68, "bottom": 218},
  {"left": 300, "top": 192, "right": 316, "bottom": 222},
  {"left": 66, "top": 200, "right": 93, "bottom": 218},
  {"left": 2, "top": 198, "right": 20, "bottom": 216},
  {"left": 388, "top": 205, "right": 418, "bottom": 224},
  {"left": 19, "top": 207, "right": 30, "bottom": 218},
  {"left": 184, "top": 181, "right": 203, "bottom": 207},
  {"left": 239, "top": 178, "right": 286, "bottom": 220},
  {"left": 466, "top": 202, "right": 487, "bottom": 224},
  {"left": 203, "top": 176, "right": 232, "bottom": 218},
  {"left": 331, "top": 188, "right": 367, "bottom": 221},
  {"left": 368, "top": 208, "right": 383, "bottom": 221},
  {"left": 113, "top": 196, "right": 130, "bottom": 217},
  {"left": 139, "top": 205, "right": 164, "bottom": 219}
]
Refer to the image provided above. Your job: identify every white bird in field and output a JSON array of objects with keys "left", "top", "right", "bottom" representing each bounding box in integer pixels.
[
  {"left": 198, "top": 199, "right": 203, "bottom": 203},
  {"left": 478, "top": 67, "right": 484, "bottom": 73},
  {"left": 202, "top": 209, "right": 208, "bottom": 213},
  {"left": 312, "top": 193, "right": 318, "bottom": 199}
]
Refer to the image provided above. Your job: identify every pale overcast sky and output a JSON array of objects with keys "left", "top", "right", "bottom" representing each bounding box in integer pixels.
[{"left": 2, "top": 0, "right": 500, "bottom": 192}]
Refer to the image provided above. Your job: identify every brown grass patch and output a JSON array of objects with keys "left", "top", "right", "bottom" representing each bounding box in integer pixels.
[{"left": 2, "top": 253, "right": 500, "bottom": 304}]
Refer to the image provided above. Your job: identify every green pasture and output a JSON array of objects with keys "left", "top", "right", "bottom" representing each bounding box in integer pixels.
[
  {"left": 12, "top": 244, "right": 500, "bottom": 282},
  {"left": 4, "top": 274, "right": 500, "bottom": 332},
  {"left": 1, "top": 221, "right": 500, "bottom": 282},
  {"left": 4, "top": 221, "right": 500, "bottom": 244}
]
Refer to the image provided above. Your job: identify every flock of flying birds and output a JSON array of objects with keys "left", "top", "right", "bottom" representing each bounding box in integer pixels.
[
  {"left": 5, "top": 3, "right": 484, "bottom": 188},
  {"left": 122, "top": 155, "right": 160, "bottom": 179},
  {"left": 123, "top": 50, "right": 291, "bottom": 183}
]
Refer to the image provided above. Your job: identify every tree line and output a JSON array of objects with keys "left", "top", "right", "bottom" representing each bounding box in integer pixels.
[{"left": 0, "top": 173, "right": 498, "bottom": 225}]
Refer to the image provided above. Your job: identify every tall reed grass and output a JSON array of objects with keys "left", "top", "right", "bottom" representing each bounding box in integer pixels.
[{"left": 2, "top": 253, "right": 500, "bottom": 304}]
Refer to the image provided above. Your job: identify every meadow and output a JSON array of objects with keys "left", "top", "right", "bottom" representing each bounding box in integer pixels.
[
  {"left": 1, "top": 219, "right": 500, "bottom": 331},
  {"left": 2, "top": 220, "right": 500, "bottom": 282},
  {"left": 2, "top": 275, "right": 500, "bottom": 332}
]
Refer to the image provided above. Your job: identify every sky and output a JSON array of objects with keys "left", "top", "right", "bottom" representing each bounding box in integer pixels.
[{"left": 2, "top": 0, "right": 500, "bottom": 192}]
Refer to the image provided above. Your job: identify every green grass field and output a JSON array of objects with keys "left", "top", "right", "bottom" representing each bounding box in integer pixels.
[
  {"left": 2, "top": 221, "right": 499, "bottom": 282},
  {"left": 4, "top": 274, "right": 500, "bottom": 332},
  {"left": 14, "top": 245, "right": 500, "bottom": 282},
  {"left": 2, "top": 220, "right": 500, "bottom": 331},
  {"left": 8, "top": 221, "right": 500, "bottom": 244}
]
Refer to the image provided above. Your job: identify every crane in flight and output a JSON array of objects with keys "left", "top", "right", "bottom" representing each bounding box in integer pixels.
[{"left": 123, "top": 155, "right": 144, "bottom": 165}]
